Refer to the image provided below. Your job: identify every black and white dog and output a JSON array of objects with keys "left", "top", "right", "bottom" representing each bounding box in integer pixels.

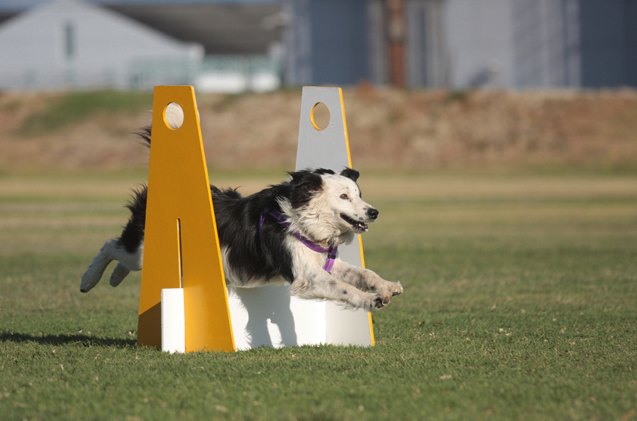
[{"left": 80, "top": 155, "right": 403, "bottom": 310}]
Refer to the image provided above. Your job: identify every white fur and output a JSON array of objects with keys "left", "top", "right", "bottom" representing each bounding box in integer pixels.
[
  {"left": 277, "top": 173, "right": 403, "bottom": 309},
  {"left": 80, "top": 239, "right": 143, "bottom": 293},
  {"left": 279, "top": 174, "right": 373, "bottom": 247}
]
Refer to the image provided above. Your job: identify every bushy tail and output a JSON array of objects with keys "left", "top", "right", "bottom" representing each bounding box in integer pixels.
[
  {"left": 120, "top": 186, "right": 147, "bottom": 253},
  {"left": 135, "top": 126, "right": 151, "bottom": 146},
  {"left": 135, "top": 102, "right": 183, "bottom": 144}
]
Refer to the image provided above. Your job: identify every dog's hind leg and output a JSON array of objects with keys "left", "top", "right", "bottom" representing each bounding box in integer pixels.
[
  {"left": 80, "top": 239, "right": 143, "bottom": 293},
  {"left": 109, "top": 263, "right": 130, "bottom": 287},
  {"left": 80, "top": 239, "right": 118, "bottom": 293}
]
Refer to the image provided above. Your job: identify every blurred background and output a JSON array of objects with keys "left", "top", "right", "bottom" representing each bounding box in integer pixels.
[
  {"left": 1, "top": 3, "right": 636, "bottom": 418},
  {"left": 0, "top": 0, "right": 635, "bottom": 171},
  {"left": 1, "top": 0, "right": 636, "bottom": 91}
]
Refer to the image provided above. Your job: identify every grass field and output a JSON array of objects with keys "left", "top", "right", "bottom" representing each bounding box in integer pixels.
[{"left": 0, "top": 169, "right": 636, "bottom": 420}]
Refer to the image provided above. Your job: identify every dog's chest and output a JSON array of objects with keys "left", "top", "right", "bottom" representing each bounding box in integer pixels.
[{"left": 285, "top": 237, "right": 331, "bottom": 276}]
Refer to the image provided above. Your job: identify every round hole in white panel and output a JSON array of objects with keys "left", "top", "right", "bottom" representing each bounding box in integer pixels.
[{"left": 310, "top": 102, "right": 330, "bottom": 131}]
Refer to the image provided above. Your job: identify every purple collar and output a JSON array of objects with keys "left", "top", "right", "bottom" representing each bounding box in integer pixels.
[{"left": 259, "top": 209, "right": 337, "bottom": 273}]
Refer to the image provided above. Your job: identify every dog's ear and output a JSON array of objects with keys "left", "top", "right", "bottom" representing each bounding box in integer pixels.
[
  {"left": 289, "top": 170, "right": 323, "bottom": 189},
  {"left": 340, "top": 168, "right": 360, "bottom": 182},
  {"left": 288, "top": 170, "right": 323, "bottom": 208},
  {"left": 314, "top": 168, "right": 335, "bottom": 176}
]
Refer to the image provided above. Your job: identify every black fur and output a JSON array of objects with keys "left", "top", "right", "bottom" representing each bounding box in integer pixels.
[
  {"left": 135, "top": 126, "right": 152, "bottom": 145},
  {"left": 212, "top": 183, "right": 295, "bottom": 283},
  {"left": 118, "top": 169, "right": 333, "bottom": 285},
  {"left": 119, "top": 187, "right": 147, "bottom": 253},
  {"left": 340, "top": 168, "right": 359, "bottom": 182},
  {"left": 288, "top": 170, "right": 323, "bottom": 208}
]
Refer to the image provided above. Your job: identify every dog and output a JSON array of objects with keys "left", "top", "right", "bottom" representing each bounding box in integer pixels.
[{"left": 80, "top": 144, "right": 403, "bottom": 311}]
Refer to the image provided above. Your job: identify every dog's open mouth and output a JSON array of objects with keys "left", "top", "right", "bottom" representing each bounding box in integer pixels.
[{"left": 340, "top": 214, "right": 369, "bottom": 233}]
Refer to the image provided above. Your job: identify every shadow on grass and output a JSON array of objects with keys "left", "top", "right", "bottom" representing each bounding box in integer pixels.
[{"left": 0, "top": 331, "right": 136, "bottom": 348}]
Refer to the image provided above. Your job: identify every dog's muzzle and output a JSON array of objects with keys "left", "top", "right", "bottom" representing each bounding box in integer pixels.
[
  {"left": 341, "top": 208, "right": 378, "bottom": 233},
  {"left": 366, "top": 208, "right": 379, "bottom": 220}
]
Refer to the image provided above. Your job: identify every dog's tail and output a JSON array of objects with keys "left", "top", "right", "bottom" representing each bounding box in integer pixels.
[
  {"left": 135, "top": 126, "right": 151, "bottom": 146},
  {"left": 135, "top": 103, "right": 183, "bottom": 145},
  {"left": 120, "top": 187, "right": 147, "bottom": 254}
]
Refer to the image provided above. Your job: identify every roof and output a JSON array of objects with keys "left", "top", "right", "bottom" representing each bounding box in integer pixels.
[
  {"left": 104, "top": 3, "right": 283, "bottom": 55},
  {"left": 0, "top": 0, "right": 278, "bottom": 9},
  {"left": 0, "top": 1, "right": 283, "bottom": 55},
  {"left": 0, "top": 11, "right": 17, "bottom": 25}
]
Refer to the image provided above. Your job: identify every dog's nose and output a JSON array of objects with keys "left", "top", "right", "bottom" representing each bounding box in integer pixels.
[{"left": 366, "top": 208, "right": 379, "bottom": 220}]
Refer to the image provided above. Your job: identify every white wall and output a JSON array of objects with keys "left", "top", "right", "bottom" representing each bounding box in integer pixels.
[{"left": 0, "top": 0, "right": 203, "bottom": 89}]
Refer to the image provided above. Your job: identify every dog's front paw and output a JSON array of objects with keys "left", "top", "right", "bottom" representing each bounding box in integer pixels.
[
  {"left": 388, "top": 281, "right": 404, "bottom": 296},
  {"left": 375, "top": 281, "right": 404, "bottom": 305},
  {"left": 359, "top": 293, "right": 386, "bottom": 311}
]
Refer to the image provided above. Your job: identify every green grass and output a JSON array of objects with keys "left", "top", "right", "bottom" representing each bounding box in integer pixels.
[
  {"left": 0, "top": 171, "right": 636, "bottom": 420},
  {"left": 17, "top": 91, "right": 152, "bottom": 136}
]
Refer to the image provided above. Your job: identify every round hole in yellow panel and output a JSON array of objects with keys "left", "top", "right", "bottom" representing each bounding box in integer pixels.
[
  {"left": 310, "top": 102, "right": 330, "bottom": 131},
  {"left": 164, "top": 102, "right": 184, "bottom": 130}
]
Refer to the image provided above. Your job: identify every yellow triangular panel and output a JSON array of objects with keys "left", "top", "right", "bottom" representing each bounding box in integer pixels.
[{"left": 137, "top": 86, "right": 235, "bottom": 352}]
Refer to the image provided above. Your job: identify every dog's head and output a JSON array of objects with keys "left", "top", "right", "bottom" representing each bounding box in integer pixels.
[{"left": 281, "top": 168, "right": 379, "bottom": 245}]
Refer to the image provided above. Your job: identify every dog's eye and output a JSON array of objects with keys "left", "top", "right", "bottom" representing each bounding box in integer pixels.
[{"left": 340, "top": 193, "right": 349, "bottom": 200}]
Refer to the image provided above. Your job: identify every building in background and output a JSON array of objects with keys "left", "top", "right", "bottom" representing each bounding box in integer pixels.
[
  {"left": 284, "top": 0, "right": 637, "bottom": 89},
  {"left": 0, "top": 0, "right": 203, "bottom": 90},
  {"left": 0, "top": 0, "right": 283, "bottom": 91},
  {"left": 105, "top": 0, "right": 283, "bottom": 92},
  {"left": 406, "top": 0, "right": 636, "bottom": 89},
  {"left": 0, "top": 0, "right": 634, "bottom": 91},
  {"left": 283, "top": 0, "right": 371, "bottom": 86}
]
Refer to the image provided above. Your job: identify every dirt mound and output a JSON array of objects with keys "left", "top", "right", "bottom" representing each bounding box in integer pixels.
[{"left": 1, "top": 88, "right": 636, "bottom": 171}]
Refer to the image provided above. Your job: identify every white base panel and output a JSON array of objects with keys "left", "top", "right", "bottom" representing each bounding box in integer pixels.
[
  {"left": 228, "top": 285, "right": 372, "bottom": 350},
  {"left": 161, "top": 288, "right": 186, "bottom": 353}
]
